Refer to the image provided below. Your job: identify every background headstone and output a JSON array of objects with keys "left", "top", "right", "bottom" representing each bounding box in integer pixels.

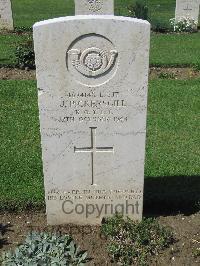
[
  {"left": 175, "top": 0, "right": 200, "bottom": 23},
  {"left": 74, "top": 0, "right": 114, "bottom": 15},
  {"left": 34, "top": 1, "right": 150, "bottom": 225},
  {"left": 0, "top": 0, "right": 13, "bottom": 31}
]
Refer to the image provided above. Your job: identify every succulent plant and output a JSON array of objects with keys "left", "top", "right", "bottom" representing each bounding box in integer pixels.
[{"left": 1, "top": 232, "right": 89, "bottom": 266}]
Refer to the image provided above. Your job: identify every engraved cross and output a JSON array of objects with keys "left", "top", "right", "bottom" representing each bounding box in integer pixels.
[
  {"left": 184, "top": 4, "right": 192, "bottom": 11},
  {"left": 74, "top": 127, "right": 114, "bottom": 185}
]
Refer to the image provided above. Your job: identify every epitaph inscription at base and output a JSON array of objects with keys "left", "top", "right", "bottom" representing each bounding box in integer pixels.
[{"left": 34, "top": 16, "right": 150, "bottom": 225}]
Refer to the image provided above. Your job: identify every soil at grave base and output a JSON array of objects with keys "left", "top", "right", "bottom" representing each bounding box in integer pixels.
[
  {"left": 0, "top": 67, "right": 200, "bottom": 80},
  {"left": 0, "top": 212, "right": 199, "bottom": 265}
]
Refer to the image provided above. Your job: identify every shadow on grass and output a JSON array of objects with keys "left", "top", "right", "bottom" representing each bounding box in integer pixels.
[
  {"left": 0, "top": 60, "right": 15, "bottom": 68},
  {"left": 0, "top": 223, "right": 12, "bottom": 249},
  {"left": 0, "top": 58, "right": 11, "bottom": 62},
  {"left": 144, "top": 175, "right": 200, "bottom": 216}
]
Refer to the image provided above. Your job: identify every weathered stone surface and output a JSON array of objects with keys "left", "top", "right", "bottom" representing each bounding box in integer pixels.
[
  {"left": 175, "top": 0, "right": 200, "bottom": 23},
  {"left": 74, "top": 0, "right": 114, "bottom": 15},
  {"left": 33, "top": 15, "right": 150, "bottom": 225},
  {"left": 0, "top": 0, "right": 13, "bottom": 31}
]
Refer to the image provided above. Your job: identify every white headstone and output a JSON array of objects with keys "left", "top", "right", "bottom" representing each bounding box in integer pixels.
[
  {"left": 33, "top": 0, "right": 150, "bottom": 225},
  {"left": 175, "top": 0, "right": 200, "bottom": 23},
  {"left": 0, "top": 0, "right": 13, "bottom": 31},
  {"left": 75, "top": 0, "right": 114, "bottom": 15}
]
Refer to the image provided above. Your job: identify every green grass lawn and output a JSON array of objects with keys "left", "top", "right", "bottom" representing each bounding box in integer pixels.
[
  {"left": 1, "top": 32, "right": 200, "bottom": 67},
  {"left": 11, "top": 0, "right": 176, "bottom": 28},
  {"left": 0, "top": 34, "right": 30, "bottom": 67},
  {"left": 150, "top": 33, "right": 200, "bottom": 67},
  {"left": 146, "top": 79, "right": 200, "bottom": 177},
  {"left": 0, "top": 81, "right": 43, "bottom": 210},
  {"left": 12, "top": 0, "right": 74, "bottom": 29},
  {"left": 0, "top": 79, "right": 199, "bottom": 211},
  {"left": 0, "top": 0, "right": 199, "bottom": 67}
]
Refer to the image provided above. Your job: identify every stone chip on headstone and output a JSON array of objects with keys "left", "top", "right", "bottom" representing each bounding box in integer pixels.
[
  {"left": 33, "top": 0, "right": 150, "bottom": 225},
  {"left": 0, "top": 0, "right": 13, "bottom": 31}
]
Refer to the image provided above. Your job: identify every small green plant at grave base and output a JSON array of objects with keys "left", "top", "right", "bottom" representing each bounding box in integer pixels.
[
  {"left": 14, "top": 26, "right": 33, "bottom": 34},
  {"left": 1, "top": 232, "right": 89, "bottom": 265},
  {"left": 193, "top": 247, "right": 200, "bottom": 258},
  {"left": 170, "top": 17, "right": 198, "bottom": 33},
  {"left": 151, "top": 18, "right": 170, "bottom": 33},
  {"left": 158, "top": 72, "right": 176, "bottom": 79},
  {"left": 101, "top": 215, "right": 174, "bottom": 266},
  {"left": 128, "top": 0, "right": 149, "bottom": 20},
  {"left": 15, "top": 38, "right": 35, "bottom": 70},
  {"left": 193, "top": 62, "right": 200, "bottom": 71}
]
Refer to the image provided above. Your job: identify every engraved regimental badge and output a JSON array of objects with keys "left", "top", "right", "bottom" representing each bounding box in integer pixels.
[
  {"left": 67, "top": 34, "right": 118, "bottom": 87},
  {"left": 87, "top": 0, "right": 103, "bottom": 12}
]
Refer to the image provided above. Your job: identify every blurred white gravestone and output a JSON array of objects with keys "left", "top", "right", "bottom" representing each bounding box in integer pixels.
[
  {"left": 33, "top": 0, "right": 150, "bottom": 225},
  {"left": 175, "top": 0, "right": 200, "bottom": 23},
  {"left": 75, "top": 0, "right": 114, "bottom": 15},
  {"left": 0, "top": 0, "right": 13, "bottom": 31}
]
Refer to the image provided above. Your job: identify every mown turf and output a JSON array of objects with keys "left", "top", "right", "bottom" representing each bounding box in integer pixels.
[
  {"left": 11, "top": 0, "right": 176, "bottom": 28},
  {"left": 0, "top": 79, "right": 199, "bottom": 211},
  {"left": 146, "top": 79, "right": 200, "bottom": 177},
  {"left": 150, "top": 33, "right": 200, "bottom": 67},
  {"left": 12, "top": 0, "right": 74, "bottom": 29},
  {"left": 1, "top": 32, "right": 200, "bottom": 67},
  {"left": 0, "top": 81, "right": 43, "bottom": 210},
  {"left": 0, "top": 34, "right": 30, "bottom": 67},
  {"left": 0, "top": 0, "right": 199, "bottom": 67}
]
